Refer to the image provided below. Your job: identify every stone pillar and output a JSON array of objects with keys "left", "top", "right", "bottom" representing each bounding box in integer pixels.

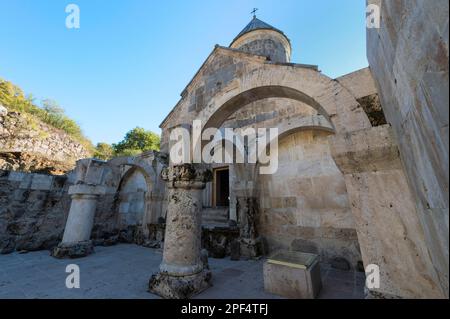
[
  {"left": 237, "top": 196, "right": 263, "bottom": 258},
  {"left": 149, "top": 164, "right": 212, "bottom": 299},
  {"left": 52, "top": 184, "right": 105, "bottom": 258}
]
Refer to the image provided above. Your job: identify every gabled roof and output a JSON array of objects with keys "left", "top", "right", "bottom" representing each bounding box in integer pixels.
[
  {"left": 231, "top": 17, "right": 287, "bottom": 46},
  {"left": 159, "top": 46, "right": 318, "bottom": 129},
  {"left": 159, "top": 46, "right": 268, "bottom": 128}
]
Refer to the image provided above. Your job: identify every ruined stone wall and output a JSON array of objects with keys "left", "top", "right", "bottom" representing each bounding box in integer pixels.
[
  {"left": 89, "top": 153, "right": 167, "bottom": 247},
  {"left": 0, "top": 111, "right": 91, "bottom": 167},
  {"left": 367, "top": 0, "right": 449, "bottom": 297},
  {"left": 0, "top": 170, "right": 72, "bottom": 253},
  {"left": 0, "top": 152, "right": 76, "bottom": 175},
  {"left": 0, "top": 168, "right": 119, "bottom": 254},
  {"left": 0, "top": 152, "right": 168, "bottom": 254}
]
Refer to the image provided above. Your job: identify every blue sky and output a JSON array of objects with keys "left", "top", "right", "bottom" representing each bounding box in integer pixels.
[{"left": 0, "top": 0, "right": 368, "bottom": 145}]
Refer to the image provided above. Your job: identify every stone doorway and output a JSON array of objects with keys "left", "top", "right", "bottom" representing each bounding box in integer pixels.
[{"left": 213, "top": 167, "right": 229, "bottom": 208}]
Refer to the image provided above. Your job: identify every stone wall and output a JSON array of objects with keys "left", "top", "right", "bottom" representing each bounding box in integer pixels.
[
  {"left": 217, "top": 98, "right": 362, "bottom": 267},
  {"left": 258, "top": 130, "right": 361, "bottom": 269},
  {"left": 230, "top": 29, "right": 292, "bottom": 63},
  {"left": 0, "top": 170, "right": 72, "bottom": 253},
  {"left": 336, "top": 68, "right": 387, "bottom": 127},
  {"left": 0, "top": 154, "right": 166, "bottom": 254},
  {"left": 367, "top": 0, "right": 449, "bottom": 297},
  {"left": 237, "top": 38, "right": 288, "bottom": 63},
  {"left": 0, "top": 152, "right": 75, "bottom": 175},
  {"left": 78, "top": 153, "right": 167, "bottom": 247},
  {"left": 0, "top": 111, "right": 91, "bottom": 167}
]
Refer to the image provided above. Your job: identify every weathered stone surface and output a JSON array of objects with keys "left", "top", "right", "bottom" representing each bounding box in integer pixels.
[
  {"left": 0, "top": 104, "right": 7, "bottom": 116},
  {"left": 263, "top": 251, "right": 322, "bottom": 299},
  {"left": 230, "top": 239, "right": 240, "bottom": 261},
  {"left": 0, "top": 170, "right": 72, "bottom": 254},
  {"left": 159, "top": 45, "right": 371, "bottom": 152},
  {"left": 330, "top": 257, "right": 351, "bottom": 271},
  {"left": 357, "top": 94, "right": 386, "bottom": 127},
  {"left": 58, "top": 190, "right": 102, "bottom": 249},
  {"left": 201, "top": 226, "right": 239, "bottom": 258},
  {"left": 51, "top": 240, "right": 94, "bottom": 259},
  {"left": 231, "top": 29, "right": 291, "bottom": 63},
  {"left": 0, "top": 152, "right": 75, "bottom": 175},
  {"left": 367, "top": 0, "right": 449, "bottom": 297},
  {"left": 148, "top": 269, "right": 212, "bottom": 299},
  {"left": 149, "top": 164, "right": 212, "bottom": 299},
  {"left": 0, "top": 111, "right": 91, "bottom": 164},
  {"left": 257, "top": 130, "right": 362, "bottom": 267},
  {"left": 159, "top": 165, "right": 211, "bottom": 275},
  {"left": 331, "top": 125, "right": 444, "bottom": 298}
]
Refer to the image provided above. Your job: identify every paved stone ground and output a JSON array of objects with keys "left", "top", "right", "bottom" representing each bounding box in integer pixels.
[{"left": 0, "top": 244, "right": 365, "bottom": 299}]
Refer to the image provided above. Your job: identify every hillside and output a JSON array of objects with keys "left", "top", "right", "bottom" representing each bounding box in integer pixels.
[{"left": 0, "top": 78, "right": 93, "bottom": 174}]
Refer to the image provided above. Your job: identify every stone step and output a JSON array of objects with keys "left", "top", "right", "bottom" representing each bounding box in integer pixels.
[
  {"left": 202, "top": 208, "right": 228, "bottom": 216},
  {"left": 202, "top": 222, "right": 230, "bottom": 229},
  {"left": 202, "top": 214, "right": 228, "bottom": 220},
  {"left": 202, "top": 208, "right": 229, "bottom": 225},
  {"left": 202, "top": 217, "right": 228, "bottom": 224}
]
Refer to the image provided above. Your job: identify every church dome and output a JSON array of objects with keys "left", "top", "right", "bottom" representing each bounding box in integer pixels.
[{"left": 230, "top": 16, "right": 292, "bottom": 63}]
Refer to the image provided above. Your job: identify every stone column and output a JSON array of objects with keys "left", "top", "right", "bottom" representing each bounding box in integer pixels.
[
  {"left": 52, "top": 184, "right": 105, "bottom": 258},
  {"left": 149, "top": 164, "right": 212, "bottom": 299}
]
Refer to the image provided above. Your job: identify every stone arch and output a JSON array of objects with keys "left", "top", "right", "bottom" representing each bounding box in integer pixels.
[
  {"left": 117, "top": 165, "right": 153, "bottom": 195},
  {"left": 198, "top": 65, "right": 371, "bottom": 134},
  {"left": 116, "top": 166, "right": 151, "bottom": 227},
  {"left": 190, "top": 65, "right": 369, "bottom": 260},
  {"left": 252, "top": 114, "right": 334, "bottom": 159},
  {"left": 109, "top": 155, "right": 158, "bottom": 190},
  {"left": 205, "top": 114, "right": 334, "bottom": 162},
  {"left": 108, "top": 153, "right": 164, "bottom": 227},
  {"left": 253, "top": 127, "right": 361, "bottom": 266}
]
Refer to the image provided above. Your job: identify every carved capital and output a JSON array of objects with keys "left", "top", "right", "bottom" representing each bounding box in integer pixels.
[{"left": 161, "top": 164, "right": 212, "bottom": 189}]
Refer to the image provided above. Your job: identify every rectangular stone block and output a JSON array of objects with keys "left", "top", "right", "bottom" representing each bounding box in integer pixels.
[
  {"left": 19, "top": 173, "right": 33, "bottom": 189},
  {"left": 84, "top": 159, "right": 105, "bottom": 185},
  {"left": 8, "top": 171, "right": 25, "bottom": 182},
  {"left": 263, "top": 250, "right": 322, "bottom": 299},
  {"left": 30, "top": 174, "right": 54, "bottom": 190}
]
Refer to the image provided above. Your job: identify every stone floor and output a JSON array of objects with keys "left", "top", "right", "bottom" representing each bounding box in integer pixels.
[{"left": 0, "top": 244, "right": 365, "bottom": 299}]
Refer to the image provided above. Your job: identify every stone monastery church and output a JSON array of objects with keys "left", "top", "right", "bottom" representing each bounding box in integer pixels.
[{"left": 1, "top": 5, "right": 448, "bottom": 300}]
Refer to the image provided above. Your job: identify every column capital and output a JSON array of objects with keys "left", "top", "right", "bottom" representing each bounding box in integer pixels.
[{"left": 161, "top": 164, "right": 212, "bottom": 189}]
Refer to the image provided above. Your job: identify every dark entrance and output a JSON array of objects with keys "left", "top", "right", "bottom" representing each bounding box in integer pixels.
[{"left": 213, "top": 167, "right": 229, "bottom": 207}]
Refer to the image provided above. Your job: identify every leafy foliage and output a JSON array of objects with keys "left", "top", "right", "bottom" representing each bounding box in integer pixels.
[
  {"left": 94, "top": 142, "right": 115, "bottom": 160},
  {"left": 0, "top": 78, "right": 94, "bottom": 153},
  {"left": 112, "top": 127, "right": 160, "bottom": 157}
]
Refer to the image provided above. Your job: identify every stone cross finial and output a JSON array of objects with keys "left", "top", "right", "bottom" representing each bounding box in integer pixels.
[{"left": 251, "top": 8, "right": 258, "bottom": 18}]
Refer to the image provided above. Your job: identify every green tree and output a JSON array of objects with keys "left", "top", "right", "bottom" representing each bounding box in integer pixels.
[
  {"left": 113, "top": 127, "right": 160, "bottom": 157},
  {"left": 94, "top": 142, "right": 114, "bottom": 160}
]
